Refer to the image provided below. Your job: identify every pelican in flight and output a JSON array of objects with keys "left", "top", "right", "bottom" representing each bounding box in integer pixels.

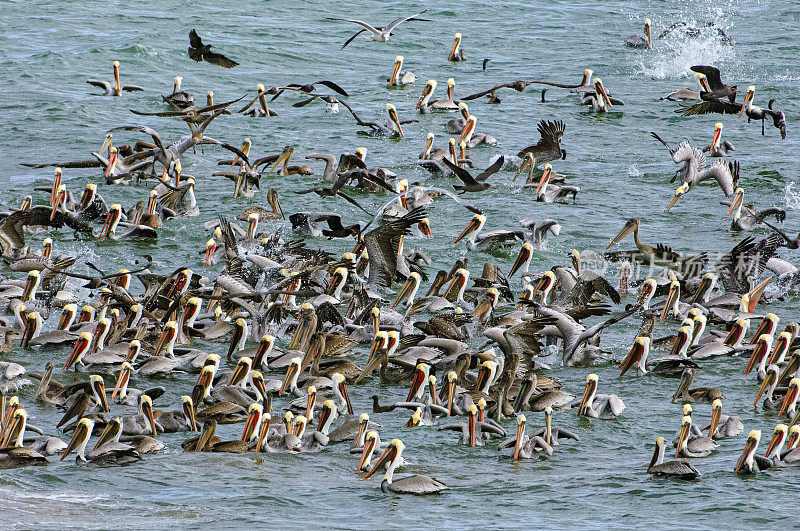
[
  {"left": 328, "top": 10, "right": 430, "bottom": 49},
  {"left": 364, "top": 439, "right": 447, "bottom": 494},
  {"left": 87, "top": 61, "right": 143, "bottom": 96},
  {"left": 650, "top": 132, "right": 737, "bottom": 210}
]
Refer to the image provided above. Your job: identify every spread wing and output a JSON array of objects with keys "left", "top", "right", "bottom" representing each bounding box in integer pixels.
[
  {"left": 462, "top": 82, "right": 522, "bottom": 101},
  {"left": 315, "top": 80, "right": 349, "bottom": 97},
  {"left": 475, "top": 156, "right": 504, "bottom": 182},
  {"left": 204, "top": 51, "right": 238, "bottom": 68},
  {"left": 384, "top": 9, "right": 429, "bottom": 33},
  {"left": 108, "top": 125, "right": 165, "bottom": 152},
  {"left": 441, "top": 157, "right": 478, "bottom": 185},
  {"left": 677, "top": 99, "right": 740, "bottom": 116},
  {"left": 690, "top": 65, "right": 723, "bottom": 89},
  {"left": 364, "top": 207, "right": 427, "bottom": 287},
  {"left": 189, "top": 29, "right": 203, "bottom": 49}
]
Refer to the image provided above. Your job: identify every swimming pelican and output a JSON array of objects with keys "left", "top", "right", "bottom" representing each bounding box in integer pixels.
[
  {"left": 647, "top": 437, "right": 699, "bottom": 479},
  {"left": 87, "top": 61, "right": 143, "bottom": 96},
  {"left": 448, "top": 33, "right": 466, "bottom": 61},
  {"left": 577, "top": 374, "right": 625, "bottom": 419},
  {"left": 626, "top": 18, "right": 652, "bottom": 48},
  {"left": 364, "top": 439, "right": 447, "bottom": 494}
]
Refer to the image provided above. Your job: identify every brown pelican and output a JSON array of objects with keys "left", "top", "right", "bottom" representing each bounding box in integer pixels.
[
  {"left": 498, "top": 414, "right": 552, "bottom": 458},
  {"left": 188, "top": 29, "right": 238, "bottom": 68},
  {"left": 647, "top": 437, "right": 699, "bottom": 479},
  {"left": 438, "top": 404, "right": 505, "bottom": 446},
  {"left": 660, "top": 73, "right": 710, "bottom": 101},
  {"left": 704, "top": 399, "right": 743, "bottom": 439},
  {"left": 581, "top": 78, "right": 615, "bottom": 112},
  {"left": 722, "top": 188, "right": 786, "bottom": 231},
  {"left": 649, "top": 133, "right": 737, "bottom": 209},
  {"left": 387, "top": 56, "right": 416, "bottom": 86},
  {"left": 237, "top": 84, "right": 278, "bottom": 117},
  {"left": 679, "top": 85, "right": 786, "bottom": 139},
  {"left": 416, "top": 79, "right": 459, "bottom": 113},
  {"left": 605, "top": 218, "right": 706, "bottom": 275},
  {"left": 365, "top": 439, "right": 447, "bottom": 494},
  {"left": 328, "top": 10, "right": 429, "bottom": 48},
  {"left": 533, "top": 164, "right": 580, "bottom": 202},
  {"left": 675, "top": 415, "right": 717, "bottom": 457},
  {"left": 87, "top": 61, "right": 143, "bottom": 96},
  {"left": 754, "top": 364, "right": 783, "bottom": 410},
  {"left": 626, "top": 19, "right": 653, "bottom": 49},
  {"left": 516, "top": 120, "right": 566, "bottom": 167},
  {"left": 619, "top": 336, "right": 651, "bottom": 376},
  {"left": 61, "top": 418, "right": 140, "bottom": 463},
  {"left": 453, "top": 214, "right": 526, "bottom": 252},
  {"left": 735, "top": 430, "right": 767, "bottom": 474},
  {"left": 764, "top": 424, "right": 800, "bottom": 466},
  {"left": 162, "top": 76, "right": 193, "bottom": 109},
  {"left": 704, "top": 122, "right": 734, "bottom": 157},
  {"left": 0, "top": 409, "right": 49, "bottom": 469},
  {"left": 671, "top": 368, "right": 724, "bottom": 403},
  {"left": 448, "top": 33, "right": 466, "bottom": 61},
  {"left": 577, "top": 374, "right": 625, "bottom": 419}
]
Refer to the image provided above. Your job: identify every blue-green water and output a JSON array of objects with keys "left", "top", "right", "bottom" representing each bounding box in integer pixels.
[{"left": 1, "top": 0, "right": 799, "bottom": 527}]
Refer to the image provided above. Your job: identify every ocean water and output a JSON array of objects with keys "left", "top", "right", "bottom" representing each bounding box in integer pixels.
[{"left": 1, "top": 0, "right": 798, "bottom": 527}]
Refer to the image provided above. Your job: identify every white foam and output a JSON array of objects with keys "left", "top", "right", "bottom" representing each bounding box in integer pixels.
[{"left": 783, "top": 182, "right": 800, "bottom": 210}]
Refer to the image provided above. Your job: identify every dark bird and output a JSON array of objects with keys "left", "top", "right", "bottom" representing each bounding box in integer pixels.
[
  {"left": 689, "top": 65, "right": 737, "bottom": 103},
  {"left": 462, "top": 80, "right": 536, "bottom": 104},
  {"left": 188, "top": 29, "right": 239, "bottom": 68},
  {"left": 269, "top": 81, "right": 348, "bottom": 102},
  {"left": 444, "top": 156, "right": 504, "bottom": 193}
]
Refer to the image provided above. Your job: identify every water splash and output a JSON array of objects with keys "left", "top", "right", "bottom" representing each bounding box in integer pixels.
[
  {"left": 783, "top": 181, "right": 800, "bottom": 210},
  {"left": 638, "top": 24, "right": 735, "bottom": 80}
]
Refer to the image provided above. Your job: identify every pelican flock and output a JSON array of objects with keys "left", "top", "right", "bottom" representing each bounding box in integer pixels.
[{"left": 0, "top": 4, "right": 798, "bottom": 525}]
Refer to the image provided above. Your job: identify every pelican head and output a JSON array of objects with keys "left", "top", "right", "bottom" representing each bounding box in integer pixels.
[
  {"left": 667, "top": 182, "right": 690, "bottom": 211},
  {"left": 386, "top": 103, "right": 404, "bottom": 138}
]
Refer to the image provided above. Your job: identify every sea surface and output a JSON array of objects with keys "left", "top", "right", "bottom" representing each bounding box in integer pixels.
[{"left": 1, "top": 0, "right": 799, "bottom": 528}]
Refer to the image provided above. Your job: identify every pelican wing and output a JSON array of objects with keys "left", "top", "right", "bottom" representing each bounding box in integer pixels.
[
  {"left": 315, "top": 80, "right": 349, "bottom": 97},
  {"left": 698, "top": 159, "right": 735, "bottom": 196},
  {"left": 517, "top": 120, "right": 564, "bottom": 157},
  {"left": 677, "top": 99, "right": 740, "bottom": 116},
  {"left": 86, "top": 79, "right": 111, "bottom": 91},
  {"left": 689, "top": 65, "right": 723, "bottom": 90},
  {"left": 363, "top": 207, "right": 427, "bottom": 287},
  {"left": 109, "top": 125, "right": 165, "bottom": 152}
]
